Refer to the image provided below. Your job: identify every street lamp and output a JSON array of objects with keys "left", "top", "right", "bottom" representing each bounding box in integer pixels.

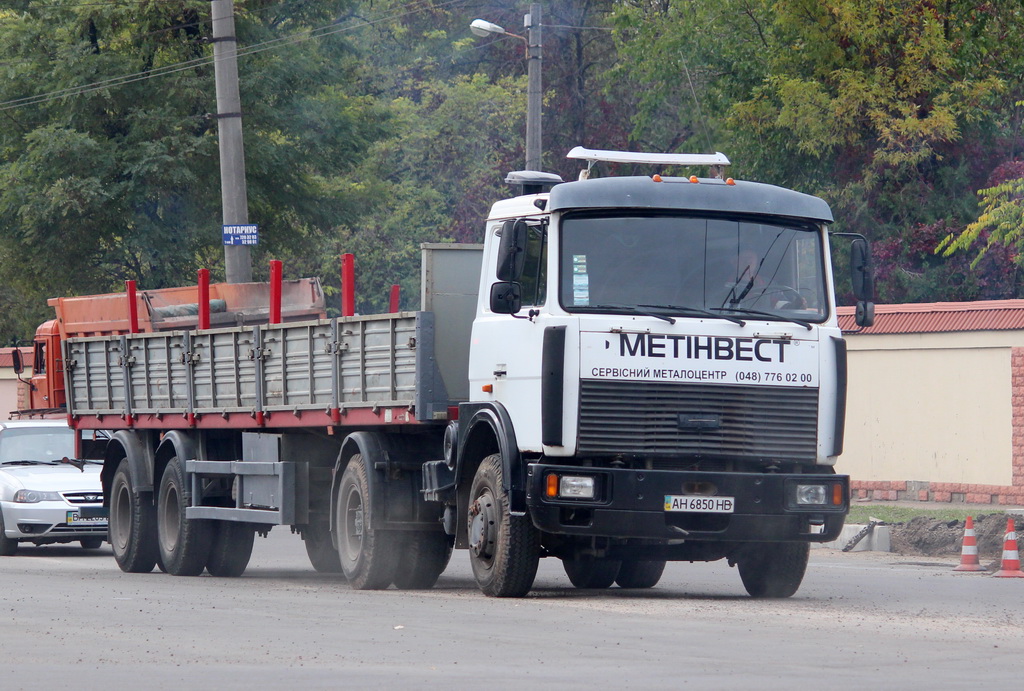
[{"left": 471, "top": 4, "right": 543, "bottom": 172}]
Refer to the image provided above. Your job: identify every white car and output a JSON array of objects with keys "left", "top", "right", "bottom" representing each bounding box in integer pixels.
[{"left": 0, "top": 420, "right": 106, "bottom": 555}]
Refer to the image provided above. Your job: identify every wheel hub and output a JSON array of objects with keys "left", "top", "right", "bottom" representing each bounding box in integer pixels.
[{"left": 468, "top": 490, "right": 496, "bottom": 562}]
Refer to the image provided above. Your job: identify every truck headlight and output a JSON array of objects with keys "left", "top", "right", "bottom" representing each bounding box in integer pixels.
[
  {"left": 795, "top": 484, "right": 827, "bottom": 505},
  {"left": 545, "top": 474, "right": 596, "bottom": 500}
]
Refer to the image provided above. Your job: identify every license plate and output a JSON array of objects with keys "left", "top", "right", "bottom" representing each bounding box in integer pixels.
[
  {"left": 67, "top": 511, "right": 107, "bottom": 525},
  {"left": 664, "top": 495, "right": 735, "bottom": 513}
]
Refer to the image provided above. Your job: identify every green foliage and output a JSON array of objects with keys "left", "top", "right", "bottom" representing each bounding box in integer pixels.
[{"left": 0, "top": 0, "right": 388, "bottom": 342}]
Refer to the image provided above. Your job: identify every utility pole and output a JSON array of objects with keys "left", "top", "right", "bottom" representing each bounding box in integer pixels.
[
  {"left": 212, "top": 0, "right": 252, "bottom": 283},
  {"left": 525, "top": 3, "right": 542, "bottom": 172}
]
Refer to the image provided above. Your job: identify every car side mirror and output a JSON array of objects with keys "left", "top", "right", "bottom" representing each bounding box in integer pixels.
[
  {"left": 495, "top": 219, "right": 529, "bottom": 282},
  {"left": 11, "top": 348, "right": 23, "bottom": 375},
  {"left": 489, "top": 281, "right": 522, "bottom": 315}
]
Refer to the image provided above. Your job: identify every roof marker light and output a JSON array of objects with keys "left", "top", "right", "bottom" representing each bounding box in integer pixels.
[
  {"left": 689, "top": 175, "right": 699, "bottom": 183},
  {"left": 726, "top": 178, "right": 736, "bottom": 186},
  {"left": 652, "top": 174, "right": 663, "bottom": 182}
]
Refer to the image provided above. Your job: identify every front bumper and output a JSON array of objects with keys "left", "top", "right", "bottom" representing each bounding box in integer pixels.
[
  {"left": 1, "top": 501, "right": 108, "bottom": 542},
  {"left": 525, "top": 465, "right": 848, "bottom": 543}
]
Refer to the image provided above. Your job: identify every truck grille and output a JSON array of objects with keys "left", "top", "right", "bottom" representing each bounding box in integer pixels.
[{"left": 578, "top": 380, "right": 818, "bottom": 462}]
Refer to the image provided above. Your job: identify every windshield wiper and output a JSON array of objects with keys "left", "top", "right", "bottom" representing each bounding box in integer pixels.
[
  {"left": 582, "top": 304, "right": 676, "bottom": 324},
  {"left": 710, "top": 306, "right": 812, "bottom": 331},
  {"left": 639, "top": 304, "right": 746, "bottom": 327}
]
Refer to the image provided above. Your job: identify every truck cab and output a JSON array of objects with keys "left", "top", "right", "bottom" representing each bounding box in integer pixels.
[{"left": 454, "top": 148, "right": 873, "bottom": 596}]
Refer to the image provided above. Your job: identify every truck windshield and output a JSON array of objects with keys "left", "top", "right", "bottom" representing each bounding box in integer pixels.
[{"left": 559, "top": 213, "right": 828, "bottom": 323}]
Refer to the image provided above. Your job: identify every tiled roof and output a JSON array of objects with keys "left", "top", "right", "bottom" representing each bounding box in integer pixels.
[
  {"left": 837, "top": 300, "right": 1024, "bottom": 334},
  {"left": 0, "top": 347, "right": 33, "bottom": 369}
]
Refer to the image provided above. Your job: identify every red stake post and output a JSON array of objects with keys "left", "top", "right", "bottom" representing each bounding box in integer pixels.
[
  {"left": 341, "top": 253, "right": 355, "bottom": 317},
  {"left": 125, "top": 280, "right": 139, "bottom": 334},
  {"left": 389, "top": 284, "right": 401, "bottom": 313},
  {"left": 269, "top": 260, "right": 282, "bottom": 324},
  {"left": 198, "top": 268, "right": 210, "bottom": 330}
]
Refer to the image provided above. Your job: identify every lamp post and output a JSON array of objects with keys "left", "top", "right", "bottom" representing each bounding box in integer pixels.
[{"left": 471, "top": 3, "right": 543, "bottom": 171}]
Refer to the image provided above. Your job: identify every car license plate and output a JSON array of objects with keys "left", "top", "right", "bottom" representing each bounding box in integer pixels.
[
  {"left": 664, "top": 495, "right": 735, "bottom": 513},
  {"left": 67, "top": 511, "right": 107, "bottom": 525}
]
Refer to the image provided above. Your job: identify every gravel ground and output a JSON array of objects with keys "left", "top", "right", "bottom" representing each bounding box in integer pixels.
[{"left": 890, "top": 512, "right": 1020, "bottom": 566}]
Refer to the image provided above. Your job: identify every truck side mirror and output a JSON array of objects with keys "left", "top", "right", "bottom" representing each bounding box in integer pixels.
[
  {"left": 850, "top": 238, "right": 875, "bottom": 327},
  {"left": 10, "top": 348, "right": 23, "bottom": 375},
  {"left": 489, "top": 281, "right": 522, "bottom": 315},
  {"left": 851, "top": 238, "right": 873, "bottom": 302},
  {"left": 495, "top": 219, "right": 528, "bottom": 282}
]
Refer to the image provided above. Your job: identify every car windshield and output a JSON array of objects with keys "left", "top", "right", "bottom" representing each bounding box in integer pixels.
[
  {"left": 0, "top": 427, "right": 76, "bottom": 463},
  {"left": 559, "top": 213, "right": 828, "bottom": 322}
]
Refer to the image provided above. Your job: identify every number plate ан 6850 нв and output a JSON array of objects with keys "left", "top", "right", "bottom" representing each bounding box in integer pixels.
[{"left": 664, "top": 496, "right": 735, "bottom": 513}]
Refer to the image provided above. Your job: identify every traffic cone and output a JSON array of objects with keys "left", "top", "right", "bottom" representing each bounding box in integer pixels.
[
  {"left": 953, "top": 516, "right": 985, "bottom": 572},
  {"left": 992, "top": 517, "right": 1024, "bottom": 578}
]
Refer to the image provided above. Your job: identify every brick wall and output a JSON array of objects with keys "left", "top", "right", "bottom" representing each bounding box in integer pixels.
[{"left": 850, "top": 352, "right": 1024, "bottom": 506}]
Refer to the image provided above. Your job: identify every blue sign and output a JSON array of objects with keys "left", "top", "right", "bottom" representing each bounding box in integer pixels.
[{"left": 223, "top": 224, "right": 259, "bottom": 246}]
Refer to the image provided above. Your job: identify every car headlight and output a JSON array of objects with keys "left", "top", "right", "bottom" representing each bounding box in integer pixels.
[{"left": 13, "top": 489, "right": 63, "bottom": 503}]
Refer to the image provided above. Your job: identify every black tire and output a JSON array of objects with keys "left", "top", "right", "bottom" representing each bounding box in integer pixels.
[
  {"left": 109, "top": 457, "right": 158, "bottom": 573},
  {"left": 563, "top": 555, "right": 621, "bottom": 589},
  {"left": 737, "top": 542, "right": 809, "bottom": 598},
  {"left": 0, "top": 511, "right": 18, "bottom": 556},
  {"left": 615, "top": 560, "right": 666, "bottom": 589},
  {"left": 157, "top": 456, "right": 213, "bottom": 576},
  {"left": 303, "top": 522, "right": 343, "bottom": 574},
  {"left": 467, "top": 454, "right": 540, "bottom": 597},
  {"left": 392, "top": 531, "right": 453, "bottom": 590},
  {"left": 205, "top": 521, "right": 255, "bottom": 577},
  {"left": 336, "top": 454, "right": 401, "bottom": 589},
  {"left": 79, "top": 537, "right": 104, "bottom": 550}
]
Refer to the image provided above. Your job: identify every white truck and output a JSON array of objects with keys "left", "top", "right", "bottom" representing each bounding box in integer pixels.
[{"left": 33, "top": 148, "right": 873, "bottom": 597}]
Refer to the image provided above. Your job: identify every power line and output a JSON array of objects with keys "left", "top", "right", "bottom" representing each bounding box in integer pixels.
[{"left": 0, "top": 0, "right": 468, "bottom": 112}]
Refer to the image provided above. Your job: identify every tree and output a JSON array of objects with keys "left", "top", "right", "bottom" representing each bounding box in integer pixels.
[{"left": 0, "top": 0, "right": 389, "bottom": 342}]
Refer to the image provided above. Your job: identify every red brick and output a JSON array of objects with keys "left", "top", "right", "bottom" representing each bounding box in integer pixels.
[
  {"left": 918, "top": 490, "right": 930, "bottom": 501},
  {"left": 934, "top": 491, "right": 952, "bottom": 502}
]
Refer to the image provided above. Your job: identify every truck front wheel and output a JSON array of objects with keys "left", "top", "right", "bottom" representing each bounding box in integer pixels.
[
  {"left": 336, "top": 454, "right": 400, "bottom": 589},
  {"left": 736, "top": 542, "right": 809, "bottom": 598},
  {"left": 467, "top": 454, "right": 539, "bottom": 597},
  {"left": 109, "top": 457, "right": 158, "bottom": 573},
  {"left": 563, "top": 555, "right": 621, "bottom": 589},
  {"left": 156, "top": 456, "right": 213, "bottom": 576}
]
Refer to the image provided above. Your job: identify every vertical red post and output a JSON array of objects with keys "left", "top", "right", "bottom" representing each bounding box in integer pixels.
[
  {"left": 389, "top": 284, "right": 401, "bottom": 313},
  {"left": 125, "top": 280, "right": 139, "bottom": 334},
  {"left": 198, "top": 268, "right": 210, "bottom": 330},
  {"left": 269, "top": 260, "right": 282, "bottom": 325},
  {"left": 341, "top": 253, "right": 355, "bottom": 317}
]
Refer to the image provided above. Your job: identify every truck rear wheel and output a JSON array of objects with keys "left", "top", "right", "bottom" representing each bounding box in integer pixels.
[
  {"left": 157, "top": 456, "right": 213, "bottom": 576},
  {"left": 205, "top": 521, "right": 255, "bottom": 577},
  {"left": 109, "top": 457, "right": 158, "bottom": 573},
  {"left": 615, "top": 560, "right": 666, "bottom": 589},
  {"left": 736, "top": 542, "right": 809, "bottom": 598},
  {"left": 392, "top": 531, "right": 453, "bottom": 590},
  {"left": 467, "top": 454, "right": 539, "bottom": 597},
  {"left": 336, "top": 454, "right": 401, "bottom": 589},
  {"left": 563, "top": 555, "right": 621, "bottom": 589},
  {"left": 303, "top": 522, "right": 342, "bottom": 574}
]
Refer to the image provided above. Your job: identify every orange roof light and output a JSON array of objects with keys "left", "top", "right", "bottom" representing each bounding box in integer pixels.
[
  {"left": 652, "top": 174, "right": 663, "bottom": 182},
  {"left": 689, "top": 175, "right": 699, "bottom": 183},
  {"left": 726, "top": 178, "right": 736, "bottom": 186}
]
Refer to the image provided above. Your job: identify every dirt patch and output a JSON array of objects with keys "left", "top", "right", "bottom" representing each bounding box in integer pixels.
[{"left": 890, "top": 513, "right": 1016, "bottom": 564}]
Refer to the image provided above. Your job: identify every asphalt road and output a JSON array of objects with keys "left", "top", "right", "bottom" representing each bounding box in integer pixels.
[{"left": 1, "top": 531, "right": 1021, "bottom": 689}]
